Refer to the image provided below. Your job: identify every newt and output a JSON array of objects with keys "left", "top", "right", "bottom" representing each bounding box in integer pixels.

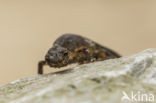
[{"left": 38, "top": 34, "right": 121, "bottom": 74}]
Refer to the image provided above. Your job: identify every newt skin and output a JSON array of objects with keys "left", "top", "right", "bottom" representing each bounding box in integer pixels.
[{"left": 38, "top": 34, "right": 121, "bottom": 74}]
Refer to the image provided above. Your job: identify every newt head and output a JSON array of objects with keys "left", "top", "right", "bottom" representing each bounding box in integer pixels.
[{"left": 45, "top": 44, "right": 70, "bottom": 67}]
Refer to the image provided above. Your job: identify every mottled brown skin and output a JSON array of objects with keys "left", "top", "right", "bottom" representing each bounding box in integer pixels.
[{"left": 38, "top": 34, "right": 121, "bottom": 74}]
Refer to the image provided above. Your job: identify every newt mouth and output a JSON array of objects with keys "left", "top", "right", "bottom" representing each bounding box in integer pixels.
[{"left": 47, "top": 61, "right": 69, "bottom": 68}]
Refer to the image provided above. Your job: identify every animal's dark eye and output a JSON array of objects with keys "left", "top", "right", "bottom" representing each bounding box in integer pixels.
[
  {"left": 64, "top": 52, "right": 68, "bottom": 56},
  {"left": 78, "top": 48, "right": 87, "bottom": 53},
  {"left": 78, "top": 49, "right": 83, "bottom": 53}
]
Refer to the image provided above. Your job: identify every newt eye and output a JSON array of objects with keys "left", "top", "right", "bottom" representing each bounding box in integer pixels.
[
  {"left": 78, "top": 49, "right": 83, "bottom": 53},
  {"left": 78, "top": 48, "right": 87, "bottom": 53},
  {"left": 63, "top": 52, "right": 68, "bottom": 56}
]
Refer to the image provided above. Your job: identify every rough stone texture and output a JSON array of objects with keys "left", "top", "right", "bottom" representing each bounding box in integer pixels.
[{"left": 0, "top": 49, "right": 156, "bottom": 103}]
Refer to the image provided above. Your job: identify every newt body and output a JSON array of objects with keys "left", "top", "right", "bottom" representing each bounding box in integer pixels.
[{"left": 38, "top": 34, "right": 121, "bottom": 74}]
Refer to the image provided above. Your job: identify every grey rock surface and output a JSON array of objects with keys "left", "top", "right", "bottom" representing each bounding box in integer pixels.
[{"left": 0, "top": 49, "right": 156, "bottom": 103}]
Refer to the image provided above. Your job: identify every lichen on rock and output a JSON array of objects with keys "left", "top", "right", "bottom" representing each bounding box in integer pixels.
[{"left": 0, "top": 49, "right": 156, "bottom": 103}]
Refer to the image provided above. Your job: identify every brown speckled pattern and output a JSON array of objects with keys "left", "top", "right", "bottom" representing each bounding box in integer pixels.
[{"left": 38, "top": 34, "right": 121, "bottom": 74}]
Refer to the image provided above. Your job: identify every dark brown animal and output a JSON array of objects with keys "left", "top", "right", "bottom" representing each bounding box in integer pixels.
[{"left": 38, "top": 34, "right": 121, "bottom": 74}]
